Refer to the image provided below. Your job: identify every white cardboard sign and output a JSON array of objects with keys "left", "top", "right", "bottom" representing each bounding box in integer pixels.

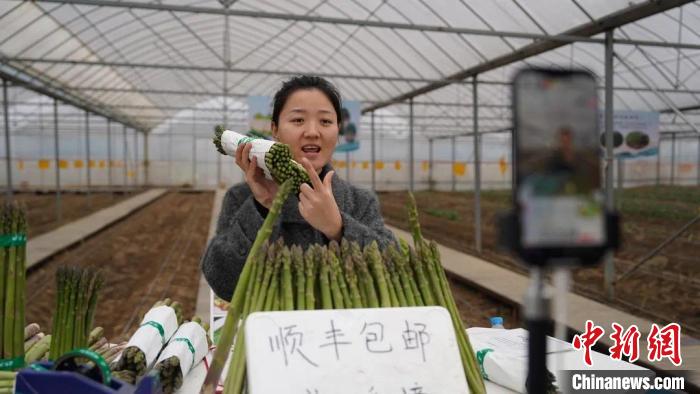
[{"left": 245, "top": 307, "right": 469, "bottom": 394}]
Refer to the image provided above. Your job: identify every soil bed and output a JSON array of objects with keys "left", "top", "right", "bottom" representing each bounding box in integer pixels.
[{"left": 25, "top": 191, "right": 213, "bottom": 341}]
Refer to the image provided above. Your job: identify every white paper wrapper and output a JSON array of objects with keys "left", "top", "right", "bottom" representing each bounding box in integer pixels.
[
  {"left": 220, "top": 129, "right": 276, "bottom": 180},
  {"left": 125, "top": 305, "right": 179, "bottom": 369},
  {"left": 156, "top": 322, "right": 209, "bottom": 376},
  {"left": 477, "top": 348, "right": 527, "bottom": 393}
]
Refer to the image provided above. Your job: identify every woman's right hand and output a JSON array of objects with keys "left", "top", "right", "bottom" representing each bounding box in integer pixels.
[{"left": 235, "top": 143, "right": 278, "bottom": 209}]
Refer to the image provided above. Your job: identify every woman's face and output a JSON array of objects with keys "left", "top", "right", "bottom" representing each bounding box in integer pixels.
[{"left": 272, "top": 88, "right": 339, "bottom": 173}]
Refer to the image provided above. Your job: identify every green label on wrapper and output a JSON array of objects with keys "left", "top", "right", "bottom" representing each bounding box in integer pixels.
[
  {"left": 173, "top": 337, "right": 196, "bottom": 365},
  {"left": 0, "top": 356, "right": 24, "bottom": 371},
  {"left": 239, "top": 136, "right": 258, "bottom": 145},
  {"left": 0, "top": 234, "right": 26, "bottom": 247},
  {"left": 476, "top": 348, "right": 493, "bottom": 380},
  {"left": 141, "top": 321, "right": 166, "bottom": 344}
]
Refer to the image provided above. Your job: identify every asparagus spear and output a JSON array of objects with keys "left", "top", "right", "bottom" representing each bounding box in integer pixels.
[
  {"left": 15, "top": 205, "right": 27, "bottom": 357},
  {"left": 291, "top": 245, "right": 306, "bottom": 310},
  {"left": 280, "top": 246, "right": 294, "bottom": 311},
  {"left": 365, "top": 241, "right": 392, "bottom": 308},
  {"left": 318, "top": 248, "right": 333, "bottom": 310},
  {"left": 0, "top": 209, "right": 7, "bottom": 357},
  {"left": 342, "top": 253, "right": 363, "bottom": 309},
  {"left": 304, "top": 246, "right": 317, "bottom": 310},
  {"left": 2, "top": 207, "right": 17, "bottom": 359}
]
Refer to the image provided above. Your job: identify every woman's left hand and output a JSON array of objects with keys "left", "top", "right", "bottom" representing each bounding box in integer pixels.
[{"left": 298, "top": 158, "right": 343, "bottom": 241}]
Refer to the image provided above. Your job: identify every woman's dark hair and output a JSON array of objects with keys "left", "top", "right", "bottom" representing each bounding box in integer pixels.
[{"left": 271, "top": 75, "right": 342, "bottom": 127}]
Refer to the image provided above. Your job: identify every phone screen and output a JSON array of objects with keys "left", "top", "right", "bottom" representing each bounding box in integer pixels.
[{"left": 514, "top": 70, "right": 604, "bottom": 248}]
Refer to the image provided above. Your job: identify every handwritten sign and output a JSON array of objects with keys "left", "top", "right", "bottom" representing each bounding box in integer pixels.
[{"left": 245, "top": 307, "right": 468, "bottom": 394}]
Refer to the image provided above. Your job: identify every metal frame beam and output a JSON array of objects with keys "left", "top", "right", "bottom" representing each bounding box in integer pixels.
[
  {"left": 2, "top": 79, "right": 12, "bottom": 199},
  {"left": 52, "top": 81, "right": 700, "bottom": 98},
  {"left": 0, "top": 62, "right": 148, "bottom": 132},
  {"left": 37, "top": 0, "right": 700, "bottom": 51},
  {"left": 9, "top": 57, "right": 440, "bottom": 84},
  {"left": 363, "top": 0, "right": 695, "bottom": 113}
]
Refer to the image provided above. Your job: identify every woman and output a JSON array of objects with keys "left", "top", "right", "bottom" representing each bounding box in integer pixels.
[{"left": 201, "top": 75, "right": 396, "bottom": 301}]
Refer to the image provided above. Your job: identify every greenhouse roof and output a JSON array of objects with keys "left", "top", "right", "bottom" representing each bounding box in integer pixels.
[{"left": 1, "top": 0, "right": 700, "bottom": 136}]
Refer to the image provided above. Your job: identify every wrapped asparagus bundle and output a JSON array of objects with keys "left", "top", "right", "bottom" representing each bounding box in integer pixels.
[
  {"left": 0, "top": 203, "right": 27, "bottom": 371},
  {"left": 112, "top": 299, "right": 182, "bottom": 378},
  {"left": 213, "top": 126, "right": 310, "bottom": 190},
  {"left": 154, "top": 316, "right": 210, "bottom": 393}
]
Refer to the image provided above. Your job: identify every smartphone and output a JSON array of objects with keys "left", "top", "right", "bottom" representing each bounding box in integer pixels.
[{"left": 512, "top": 68, "right": 606, "bottom": 264}]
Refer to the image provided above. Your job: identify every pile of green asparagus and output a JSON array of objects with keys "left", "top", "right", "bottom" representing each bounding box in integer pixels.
[
  {"left": 0, "top": 203, "right": 27, "bottom": 371},
  {"left": 203, "top": 179, "right": 485, "bottom": 394},
  {"left": 49, "top": 267, "right": 103, "bottom": 360}
]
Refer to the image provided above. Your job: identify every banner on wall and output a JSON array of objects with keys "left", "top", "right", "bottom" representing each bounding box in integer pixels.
[
  {"left": 335, "top": 100, "right": 361, "bottom": 153},
  {"left": 600, "top": 111, "right": 659, "bottom": 159},
  {"left": 247, "top": 96, "right": 273, "bottom": 139}
]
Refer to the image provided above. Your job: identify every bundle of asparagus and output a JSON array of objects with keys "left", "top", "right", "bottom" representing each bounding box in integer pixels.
[
  {"left": 153, "top": 316, "right": 210, "bottom": 393},
  {"left": 111, "top": 298, "right": 183, "bottom": 381},
  {"left": 0, "top": 203, "right": 27, "bottom": 371},
  {"left": 213, "top": 125, "right": 310, "bottom": 191},
  {"left": 49, "top": 267, "right": 103, "bottom": 360},
  {"left": 87, "top": 327, "right": 127, "bottom": 364}
]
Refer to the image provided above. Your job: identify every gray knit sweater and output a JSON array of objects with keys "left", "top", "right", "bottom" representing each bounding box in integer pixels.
[{"left": 201, "top": 165, "right": 396, "bottom": 301}]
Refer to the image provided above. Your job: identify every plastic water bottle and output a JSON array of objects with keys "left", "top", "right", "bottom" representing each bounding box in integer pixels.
[{"left": 490, "top": 316, "right": 505, "bottom": 329}]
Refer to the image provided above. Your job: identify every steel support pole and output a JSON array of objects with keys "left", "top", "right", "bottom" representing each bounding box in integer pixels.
[
  {"left": 2, "top": 79, "right": 12, "bottom": 200},
  {"left": 656, "top": 141, "right": 661, "bottom": 186},
  {"left": 192, "top": 110, "right": 196, "bottom": 188},
  {"left": 473, "top": 77, "right": 482, "bottom": 254},
  {"left": 85, "top": 110, "right": 92, "bottom": 207},
  {"left": 671, "top": 132, "right": 676, "bottom": 185},
  {"left": 409, "top": 97, "right": 414, "bottom": 191},
  {"left": 219, "top": 9, "right": 230, "bottom": 188},
  {"left": 192, "top": 134, "right": 197, "bottom": 188},
  {"left": 144, "top": 132, "right": 149, "bottom": 185},
  {"left": 107, "top": 119, "right": 113, "bottom": 197},
  {"left": 604, "top": 30, "right": 615, "bottom": 300},
  {"left": 371, "top": 111, "right": 376, "bottom": 192},
  {"left": 428, "top": 138, "right": 433, "bottom": 190},
  {"left": 123, "top": 124, "right": 128, "bottom": 192},
  {"left": 168, "top": 124, "right": 173, "bottom": 186},
  {"left": 697, "top": 135, "right": 700, "bottom": 186},
  {"left": 134, "top": 129, "right": 139, "bottom": 189},
  {"left": 53, "top": 99, "right": 62, "bottom": 222},
  {"left": 451, "top": 136, "right": 456, "bottom": 191}
]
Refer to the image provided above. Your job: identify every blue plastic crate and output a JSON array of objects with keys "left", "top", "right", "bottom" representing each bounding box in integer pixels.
[{"left": 15, "top": 362, "right": 161, "bottom": 394}]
